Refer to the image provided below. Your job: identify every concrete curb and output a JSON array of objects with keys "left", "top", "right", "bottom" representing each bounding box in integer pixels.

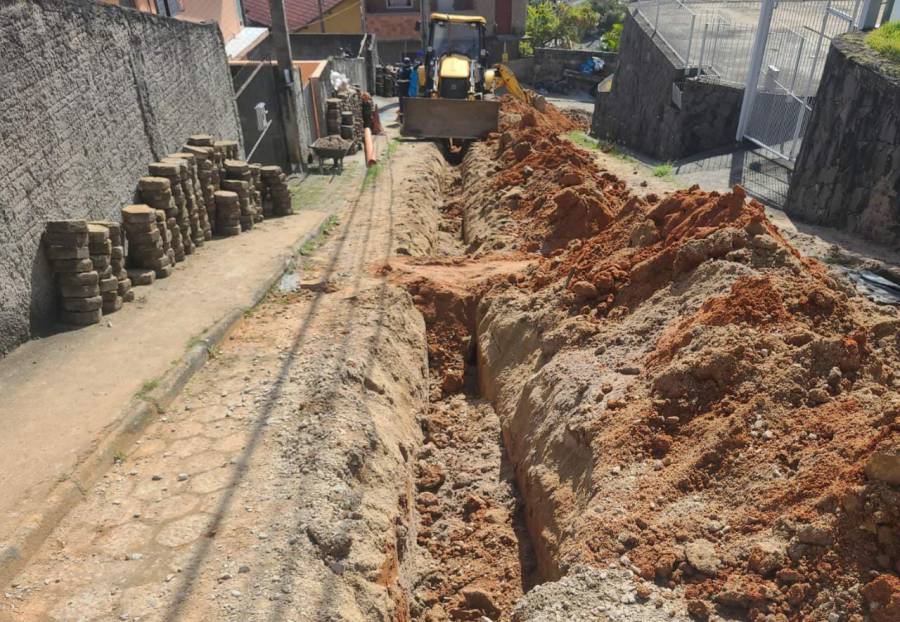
[{"left": 0, "top": 212, "right": 332, "bottom": 587}]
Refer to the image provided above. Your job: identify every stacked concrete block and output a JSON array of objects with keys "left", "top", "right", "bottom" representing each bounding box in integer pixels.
[
  {"left": 224, "top": 160, "right": 258, "bottom": 230},
  {"left": 214, "top": 191, "right": 241, "bottom": 237},
  {"left": 100, "top": 221, "right": 135, "bottom": 303},
  {"left": 221, "top": 179, "right": 253, "bottom": 231},
  {"left": 87, "top": 224, "right": 122, "bottom": 314},
  {"left": 215, "top": 140, "right": 239, "bottom": 161},
  {"left": 260, "top": 165, "right": 293, "bottom": 216},
  {"left": 248, "top": 164, "right": 264, "bottom": 223},
  {"left": 161, "top": 157, "right": 204, "bottom": 250},
  {"left": 122, "top": 204, "right": 171, "bottom": 280},
  {"left": 148, "top": 161, "right": 195, "bottom": 257},
  {"left": 138, "top": 176, "right": 185, "bottom": 263},
  {"left": 154, "top": 209, "right": 177, "bottom": 269},
  {"left": 183, "top": 145, "right": 218, "bottom": 233},
  {"left": 43, "top": 220, "right": 102, "bottom": 326},
  {"left": 186, "top": 136, "right": 229, "bottom": 192},
  {"left": 187, "top": 134, "right": 214, "bottom": 148},
  {"left": 168, "top": 152, "right": 212, "bottom": 241}
]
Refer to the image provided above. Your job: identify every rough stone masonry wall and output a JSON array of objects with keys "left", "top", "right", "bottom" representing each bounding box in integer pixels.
[
  {"left": 786, "top": 31, "right": 900, "bottom": 249},
  {"left": 0, "top": 0, "right": 242, "bottom": 356},
  {"left": 591, "top": 11, "right": 742, "bottom": 160}
]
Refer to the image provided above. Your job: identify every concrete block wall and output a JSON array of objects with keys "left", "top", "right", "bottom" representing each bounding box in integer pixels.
[
  {"left": 591, "top": 12, "right": 741, "bottom": 161},
  {"left": 786, "top": 32, "right": 900, "bottom": 249},
  {"left": 0, "top": 0, "right": 242, "bottom": 356}
]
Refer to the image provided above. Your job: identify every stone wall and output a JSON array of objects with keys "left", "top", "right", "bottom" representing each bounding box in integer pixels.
[
  {"left": 533, "top": 47, "right": 618, "bottom": 82},
  {"left": 0, "top": 0, "right": 242, "bottom": 356},
  {"left": 785, "top": 32, "right": 900, "bottom": 249},
  {"left": 591, "top": 12, "right": 742, "bottom": 160}
]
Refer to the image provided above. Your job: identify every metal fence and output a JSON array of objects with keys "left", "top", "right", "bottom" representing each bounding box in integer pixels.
[{"left": 631, "top": 0, "right": 891, "bottom": 160}]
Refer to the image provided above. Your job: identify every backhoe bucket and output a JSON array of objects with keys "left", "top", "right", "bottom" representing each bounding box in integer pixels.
[{"left": 400, "top": 97, "right": 500, "bottom": 140}]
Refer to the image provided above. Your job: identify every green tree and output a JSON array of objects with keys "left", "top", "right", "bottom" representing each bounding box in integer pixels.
[
  {"left": 589, "top": 0, "right": 626, "bottom": 32},
  {"left": 525, "top": 1, "right": 560, "bottom": 51},
  {"left": 560, "top": 2, "right": 600, "bottom": 45},
  {"left": 601, "top": 22, "right": 623, "bottom": 52},
  {"left": 525, "top": 1, "right": 599, "bottom": 52}
]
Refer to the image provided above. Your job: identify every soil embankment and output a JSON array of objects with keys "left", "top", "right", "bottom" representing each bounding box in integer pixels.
[{"left": 460, "top": 97, "right": 900, "bottom": 621}]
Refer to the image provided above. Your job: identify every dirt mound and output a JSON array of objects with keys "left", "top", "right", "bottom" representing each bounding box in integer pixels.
[{"left": 470, "top": 98, "right": 900, "bottom": 621}]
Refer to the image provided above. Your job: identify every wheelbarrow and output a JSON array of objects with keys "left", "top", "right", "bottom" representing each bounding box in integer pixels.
[{"left": 311, "top": 137, "right": 353, "bottom": 173}]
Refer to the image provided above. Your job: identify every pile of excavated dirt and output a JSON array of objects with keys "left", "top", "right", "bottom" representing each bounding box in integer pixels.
[{"left": 459, "top": 98, "right": 900, "bottom": 621}]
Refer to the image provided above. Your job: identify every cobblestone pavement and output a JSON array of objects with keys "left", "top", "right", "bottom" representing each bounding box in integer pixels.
[{"left": 0, "top": 138, "right": 429, "bottom": 622}]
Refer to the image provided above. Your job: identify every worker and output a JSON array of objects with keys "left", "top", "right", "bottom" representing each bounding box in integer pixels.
[{"left": 397, "top": 57, "right": 412, "bottom": 119}]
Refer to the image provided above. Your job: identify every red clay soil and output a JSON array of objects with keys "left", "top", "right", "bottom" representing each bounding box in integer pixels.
[
  {"left": 463, "top": 98, "right": 900, "bottom": 621},
  {"left": 383, "top": 255, "right": 532, "bottom": 397}
]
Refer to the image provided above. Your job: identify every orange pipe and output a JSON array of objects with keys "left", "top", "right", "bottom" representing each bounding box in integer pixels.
[{"left": 364, "top": 128, "right": 376, "bottom": 167}]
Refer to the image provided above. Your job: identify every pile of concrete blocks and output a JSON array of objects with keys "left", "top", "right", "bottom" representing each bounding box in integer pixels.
[
  {"left": 43, "top": 220, "right": 102, "bottom": 326},
  {"left": 38, "top": 132, "right": 302, "bottom": 330},
  {"left": 260, "top": 166, "right": 293, "bottom": 216},
  {"left": 102, "top": 221, "right": 134, "bottom": 303},
  {"left": 224, "top": 159, "right": 261, "bottom": 230},
  {"left": 168, "top": 151, "right": 213, "bottom": 242},
  {"left": 214, "top": 191, "right": 241, "bottom": 236},
  {"left": 122, "top": 204, "right": 170, "bottom": 283},
  {"left": 160, "top": 158, "right": 205, "bottom": 251},
  {"left": 183, "top": 145, "right": 218, "bottom": 233},
  {"left": 138, "top": 176, "right": 185, "bottom": 263},
  {"left": 248, "top": 164, "right": 264, "bottom": 223},
  {"left": 215, "top": 140, "right": 239, "bottom": 161},
  {"left": 148, "top": 161, "right": 195, "bottom": 258},
  {"left": 335, "top": 89, "right": 363, "bottom": 153},
  {"left": 87, "top": 224, "right": 123, "bottom": 314}
]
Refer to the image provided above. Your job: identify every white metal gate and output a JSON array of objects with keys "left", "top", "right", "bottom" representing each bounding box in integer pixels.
[{"left": 737, "top": 0, "right": 869, "bottom": 161}]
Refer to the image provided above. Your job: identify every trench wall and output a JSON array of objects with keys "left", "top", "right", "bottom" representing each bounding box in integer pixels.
[
  {"left": 785, "top": 32, "right": 900, "bottom": 249},
  {"left": 0, "top": 0, "right": 242, "bottom": 356},
  {"left": 591, "top": 12, "right": 741, "bottom": 160}
]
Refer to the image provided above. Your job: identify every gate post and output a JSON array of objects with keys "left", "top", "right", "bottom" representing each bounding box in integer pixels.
[{"left": 736, "top": 0, "right": 777, "bottom": 141}]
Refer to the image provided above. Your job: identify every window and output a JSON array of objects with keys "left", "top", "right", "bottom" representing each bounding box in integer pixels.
[
  {"left": 431, "top": 20, "right": 481, "bottom": 58},
  {"left": 386, "top": 0, "right": 413, "bottom": 9},
  {"left": 453, "top": 0, "right": 474, "bottom": 10}
]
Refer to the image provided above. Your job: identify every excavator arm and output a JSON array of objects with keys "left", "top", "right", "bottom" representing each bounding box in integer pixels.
[
  {"left": 490, "top": 64, "right": 532, "bottom": 105},
  {"left": 488, "top": 63, "right": 550, "bottom": 115}
]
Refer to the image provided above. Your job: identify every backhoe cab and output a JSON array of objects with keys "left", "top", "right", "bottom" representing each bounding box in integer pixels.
[{"left": 400, "top": 13, "right": 500, "bottom": 141}]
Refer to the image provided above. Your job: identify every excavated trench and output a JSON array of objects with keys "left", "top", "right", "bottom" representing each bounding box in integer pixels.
[
  {"left": 384, "top": 97, "right": 900, "bottom": 622},
  {"left": 386, "top": 142, "right": 542, "bottom": 621}
]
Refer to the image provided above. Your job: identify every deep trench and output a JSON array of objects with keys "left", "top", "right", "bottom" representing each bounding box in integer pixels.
[{"left": 402, "top": 150, "right": 539, "bottom": 621}]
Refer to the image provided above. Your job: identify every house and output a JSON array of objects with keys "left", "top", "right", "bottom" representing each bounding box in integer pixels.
[
  {"left": 100, "top": 1, "right": 268, "bottom": 58},
  {"left": 238, "top": 0, "right": 525, "bottom": 60},
  {"left": 241, "top": 0, "right": 364, "bottom": 33},
  {"left": 364, "top": 0, "right": 526, "bottom": 62}
]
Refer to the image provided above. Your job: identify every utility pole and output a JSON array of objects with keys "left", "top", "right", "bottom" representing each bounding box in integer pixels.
[
  {"left": 419, "top": 0, "right": 429, "bottom": 51},
  {"left": 267, "top": 0, "right": 304, "bottom": 171}
]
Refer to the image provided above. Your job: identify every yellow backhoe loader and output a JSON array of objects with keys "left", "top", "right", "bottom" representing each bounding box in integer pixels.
[
  {"left": 400, "top": 13, "right": 499, "bottom": 141},
  {"left": 400, "top": 13, "right": 543, "bottom": 142}
]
